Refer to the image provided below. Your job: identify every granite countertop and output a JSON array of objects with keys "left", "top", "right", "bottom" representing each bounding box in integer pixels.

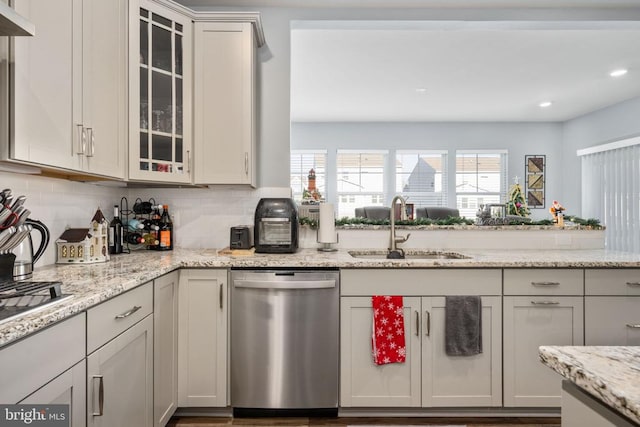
[
  {"left": 1, "top": 247, "right": 640, "bottom": 348},
  {"left": 539, "top": 346, "right": 640, "bottom": 425}
]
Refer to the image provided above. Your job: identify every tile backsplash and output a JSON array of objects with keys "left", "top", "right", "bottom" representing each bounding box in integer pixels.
[{"left": 0, "top": 171, "right": 291, "bottom": 267}]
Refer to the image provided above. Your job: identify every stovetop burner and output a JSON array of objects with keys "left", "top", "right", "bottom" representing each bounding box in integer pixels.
[{"left": 0, "top": 280, "right": 71, "bottom": 325}]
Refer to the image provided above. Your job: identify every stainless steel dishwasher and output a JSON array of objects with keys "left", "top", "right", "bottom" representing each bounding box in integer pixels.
[{"left": 230, "top": 269, "right": 339, "bottom": 416}]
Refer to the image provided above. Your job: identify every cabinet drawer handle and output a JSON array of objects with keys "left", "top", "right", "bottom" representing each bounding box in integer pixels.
[
  {"left": 244, "top": 152, "right": 249, "bottom": 175},
  {"left": 115, "top": 305, "right": 142, "bottom": 319},
  {"left": 415, "top": 311, "right": 419, "bottom": 336},
  {"left": 626, "top": 324, "right": 640, "bottom": 329},
  {"left": 92, "top": 375, "right": 104, "bottom": 416},
  {"left": 186, "top": 150, "right": 191, "bottom": 173},
  {"left": 219, "top": 284, "right": 223, "bottom": 310},
  {"left": 425, "top": 310, "right": 431, "bottom": 337},
  {"left": 531, "top": 281, "right": 560, "bottom": 286},
  {"left": 531, "top": 300, "right": 560, "bottom": 305},
  {"left": 626, "top": 282, "right": 640, "bottom": 286}
]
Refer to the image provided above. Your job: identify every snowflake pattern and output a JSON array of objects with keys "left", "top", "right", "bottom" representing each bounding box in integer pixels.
[{"left": 371, "top": 295, "right": 406, "bottom": 366}]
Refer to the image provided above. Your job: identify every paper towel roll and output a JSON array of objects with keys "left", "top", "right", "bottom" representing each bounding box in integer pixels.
[{"left": 318, "top": 203, "right": 337, "bottom": 243}]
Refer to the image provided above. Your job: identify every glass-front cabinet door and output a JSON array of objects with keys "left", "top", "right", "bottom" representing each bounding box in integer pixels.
[{"left": 129, "top": 0, "right": 192, "bottom": 183}]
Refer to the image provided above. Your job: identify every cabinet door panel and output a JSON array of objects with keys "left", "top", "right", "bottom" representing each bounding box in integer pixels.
[
  {"left": 178, "top": 269, "right": 227, "bottom": 407},
  {"left": 585, "top": 297, "right": 640, "bottom": 345},
  {"left": 12, "top": 0, "right": 81, "bottom": 170},
  {"left": 87, "top": 315, "right": 153, "bottom": 427},
  {"left": 194, "top": 22, "right": 255, "bottom": 186},
  {"left": 21, "top": 360, "right": 86, "bottom": 427},
  {"left": 422, "top": 296, "right": 502, "bottom": 407},
  {"left": 340, "top": 296, "right": 421, "bottom": 407},
  {"left": 82, "top": 0, "right": 126, "bottom": 178},
  {"left": 154, "top": 272, "right": 179, "bottom": 426},
  {"left": 504, "top": 296, "right": 583, "bottom": 407}
]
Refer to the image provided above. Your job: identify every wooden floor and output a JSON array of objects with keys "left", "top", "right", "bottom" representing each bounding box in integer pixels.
[{"left": 167, "top": 417, "right": 561, "bottom": 427}]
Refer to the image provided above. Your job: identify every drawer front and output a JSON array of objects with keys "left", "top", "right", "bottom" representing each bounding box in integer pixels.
[
  {"left": 585, "top": 269, "right": 640, "bottom": 296},
  {"left": 87, "top": 281, "right": 153, "bottom": 354},
  {"left": 341, "top": 269, "right": 502, "bottom": 296},
  {"left": 503, "top": 269, "right": 583, "bottom": 295},
  {"left": 0, "top": 313, "right": 85, "bottom": 403}
]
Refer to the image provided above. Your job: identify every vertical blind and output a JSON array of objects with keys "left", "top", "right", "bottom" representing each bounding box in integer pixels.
[{"left": 579, "top": 137, "right": 640, "bottom": 253}]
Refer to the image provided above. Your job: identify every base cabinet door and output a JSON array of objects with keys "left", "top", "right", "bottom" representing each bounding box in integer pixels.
[
  {"left": 503, "top": 296, "right": 584, "bottom": 407},
  {"left": 421, "top": 296, "right": 502, "bottom": 407},
  {"left": 20, "top": 360, "right": 86, "bottom": 427},
  {"left": 154, "top": 272, "right": 179, "bottom": 426},
  {"left": 87, "top": 315, "right": 153, "bottom": 427},
  {"left": 585, "top": 297, "right": 640, "bottom": 345},
  {"left": 178, "top": 269, "right": 228, "bottom": 407},
  {"left": 340, "top": 296, "right": 422, "bottom": 407}
]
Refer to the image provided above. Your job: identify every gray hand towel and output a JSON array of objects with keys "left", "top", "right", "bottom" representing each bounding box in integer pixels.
[{"left": 445, "top": 295, "right": 482, "bottom": 356}]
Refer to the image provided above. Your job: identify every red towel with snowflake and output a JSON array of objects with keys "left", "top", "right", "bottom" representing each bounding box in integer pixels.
[{"left": 372, "top": 295, "right": 406, "bottom": 365}]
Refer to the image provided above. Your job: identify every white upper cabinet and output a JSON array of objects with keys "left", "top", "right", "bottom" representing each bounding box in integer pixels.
[
  {"left": 193, "top": 21, "right": 256, "bottom": 186},
  {"left": 10, "top": 0, "right": 126, "bottom": 179},
  {"left": 129, "top": 0, "right": 193, "bottom": 183}
]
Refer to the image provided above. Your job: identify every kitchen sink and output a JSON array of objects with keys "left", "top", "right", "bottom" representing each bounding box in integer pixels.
[{"left": 347, "top": 250, "right": 471, "bottom": 260}]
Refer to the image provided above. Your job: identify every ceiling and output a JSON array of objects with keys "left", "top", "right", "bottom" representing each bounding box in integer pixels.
[
  {"left": 291, "top": 21, "right": 640, "bottom": 122},
  {"left": 178, "top": 0, "right": 640, "bottom": 8}
]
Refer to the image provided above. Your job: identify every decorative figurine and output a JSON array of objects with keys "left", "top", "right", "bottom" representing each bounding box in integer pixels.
[
  {"left": 302, "top": 168, "right": 322, "bottom": 203},
  {"left": 549, "top": 200, "right": 565, "bottom": 226}
]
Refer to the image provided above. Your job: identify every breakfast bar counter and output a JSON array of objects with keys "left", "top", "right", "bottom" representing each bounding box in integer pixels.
[{"left": 539, "top": 346, "right": 640, "bottom": 426}]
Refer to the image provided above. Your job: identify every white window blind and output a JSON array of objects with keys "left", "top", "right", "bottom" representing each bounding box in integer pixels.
[
  {"left": 336, "top": 150, "right": 387, "bottom": 218},
  {"left": 455, "top": 151, "right": 508, "bottom": 218},
  {"left": 396, "top": 150, "right": 448, "bottom": 208},
  {"left": 579, "top": 136, "right": 640, "bottom": 253}
]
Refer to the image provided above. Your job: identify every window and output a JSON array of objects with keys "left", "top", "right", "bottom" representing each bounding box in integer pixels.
[
  {"left": 456, "top": 151, "right": 507, "bottom": 218},
  {"left": 396, "top": 151, "right": 447, "bottom": 208},
  {"left": 336, "top": 150, "right": 387, "bottom": 218},
  {"left": 290, "top": 150, "right": 327, "bottom": 202}
]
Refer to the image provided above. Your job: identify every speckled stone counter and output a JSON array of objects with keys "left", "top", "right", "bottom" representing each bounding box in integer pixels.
[
  {"left": 2, "top": 247, "right": 640, "bottom": 348},
  {"left": 539, "top": 346, "right": 640, "bottom": 425}
]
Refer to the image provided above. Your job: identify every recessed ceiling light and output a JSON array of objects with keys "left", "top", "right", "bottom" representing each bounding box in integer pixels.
[
  {"left": 415, "top": 88, "right": 427, "bottom": 94},
  {"left": 610, "top": 69, "right": 628, "bottom": 77},
  {"left": 539, "top": 101, "right": 552, "bottom": 108}
]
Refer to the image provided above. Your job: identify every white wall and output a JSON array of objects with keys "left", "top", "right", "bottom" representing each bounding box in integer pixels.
[
  {"left": 561, "top": 96, "right": 640, "bottom": 216},
  {"left": 292, "top": 121, "right": 563, "bottom": 219}
]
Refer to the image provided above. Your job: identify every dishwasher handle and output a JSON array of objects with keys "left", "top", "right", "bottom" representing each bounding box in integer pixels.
[{"left": 233, "top": 279, "right": 336, "bottom": 290}]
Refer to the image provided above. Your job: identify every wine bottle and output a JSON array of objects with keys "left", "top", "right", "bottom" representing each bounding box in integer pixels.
[
  {"left": 141, "top": 233, "right": 160, "bottom": 247},
  {"left": 125, "top": 232, "right": 144, "bottom": 245},
  {"left": 124, "top": 218, "right": 145, "bottom": 231},
  {"left": 158, "top": 204, "right": 173, "bottom": 250},
  {"left": 147, "top": 206, "right": 162, "bottom": 250},
  {"left": 108, "top": 205, "right": 123, "bottom": 254}
]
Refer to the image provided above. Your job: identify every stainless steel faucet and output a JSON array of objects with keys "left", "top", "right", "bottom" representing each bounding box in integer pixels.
[{"left": 389, "top": 195, "right": 411, "bottom": 257}]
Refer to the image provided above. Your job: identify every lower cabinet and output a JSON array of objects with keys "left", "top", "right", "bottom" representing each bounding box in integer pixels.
[
  {"left": 87, "top": 315, "right": 154, "bottom": 427},
  {"left": 154, "top": 272, "right": 179, "bottom": 427},
  {"left": 86, "top": 282, "right": 154, "bottom": 427},
  {"left": 340, "top": 269, "right": 503, "bottom": 408},
  {"left": 20, "top": 360, "right": 87, "bottom": 427},
  {"left": 585, "top": 269, "right": 640, "bottom": 345},
  {"left": 503, "top": 296, "right": 584, "bottom": 407},
  {"left": 178, "top": 269, "right": 228, "bottom": 407}
]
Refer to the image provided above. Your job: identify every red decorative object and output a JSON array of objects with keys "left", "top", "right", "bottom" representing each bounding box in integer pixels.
[{"left": 371, "top": 295, "right": 406, "bottom": 365}]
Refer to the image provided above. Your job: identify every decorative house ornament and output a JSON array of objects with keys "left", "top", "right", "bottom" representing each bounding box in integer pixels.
[{"left": 56, "top": 208, "right": 110, "bottom": 264}]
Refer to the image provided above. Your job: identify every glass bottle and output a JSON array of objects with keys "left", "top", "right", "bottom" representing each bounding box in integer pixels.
[
  {"left": 158, "top": 205, "right": 173, "bottom": 250},
  {"left": 108, "top": 205, "right": 123, "bottom": 254}
]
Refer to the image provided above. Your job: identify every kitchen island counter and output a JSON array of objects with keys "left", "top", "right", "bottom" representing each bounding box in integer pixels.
[
  {"left": 539, "top": 346, "right": 640, "bottom": 426},
  {"left": 2, "top": 247, "right": 640, "bottom": 348}
]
